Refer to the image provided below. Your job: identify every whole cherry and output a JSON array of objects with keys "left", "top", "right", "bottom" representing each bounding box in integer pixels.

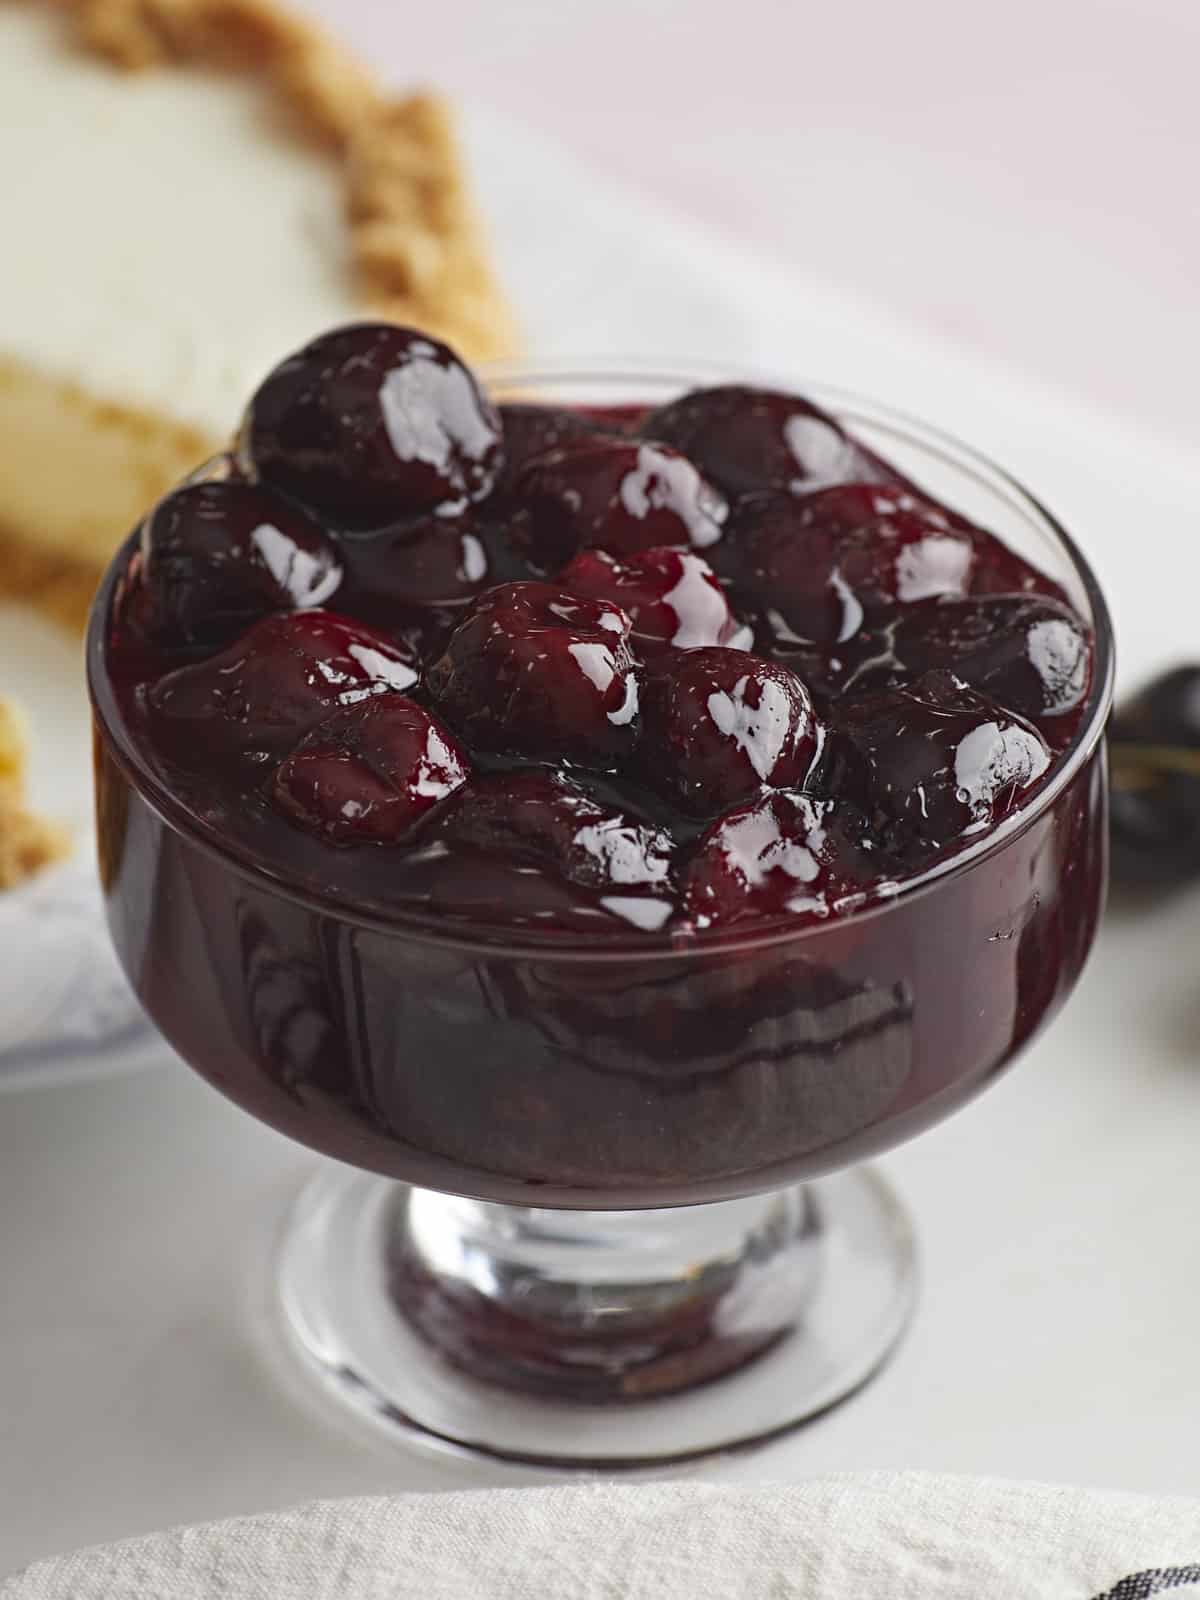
[
  {"left": 847, "top": 594, "right": 1092, "bottom": 724},
  {"left": 560, "top": 546, "right": 751, "bottom": 657},
  {"left": 337, "top": 512, "right": 493, "bottom": 614},
  {"left": 271, "top": 696, "right": 469, "bottom": 845},
  {"left": 722, "top": 483, "right": 975, "bottom": 649},
  {"left": 240, "top": 323, "right": 502, "bottom": 527},
  {"left": 638, "top": 647, "right": 823, "bottom": 818},
  {"left": 642, "top": 385, "right": 900, "bottom": 499},
  {"left": 147, "top": 610, "right": 420, "bottom": 768},
  {"left": 833, "top": 670, "right": 1051, "bottom": 868},
  {"left": 495, "top": 404, "right": 611, "bottom": 500},
  {"left": 438, "top": 768, "right": 674, "bottom": 894},
  {"left": 684, "top": 790, "right": 872, "bottom": 927},
  {"left": 426, "top": 582, "right": 640, "bottom": 770},
  {"left": 512, "top": 440, "right": 727, "bottom": 574},
  {"left": 135, "top": 480, "right": 342, "bottom": 648}
]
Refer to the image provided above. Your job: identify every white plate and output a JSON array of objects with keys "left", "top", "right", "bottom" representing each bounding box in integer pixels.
[{"left": 0, "top": 601, "right": 166, "bottom": 1090}]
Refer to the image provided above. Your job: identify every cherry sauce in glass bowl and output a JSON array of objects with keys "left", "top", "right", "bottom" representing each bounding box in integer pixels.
[{"left": 87, "top": 330, "right": 1113, "bottom": 1462}]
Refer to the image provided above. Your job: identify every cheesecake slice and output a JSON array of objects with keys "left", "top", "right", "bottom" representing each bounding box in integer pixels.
[
  {"left": 0, "top": 698, "right": 69, "bottom": 888},
  {"left": 0, "top": 0, "right": 516, "bottom": 628}
]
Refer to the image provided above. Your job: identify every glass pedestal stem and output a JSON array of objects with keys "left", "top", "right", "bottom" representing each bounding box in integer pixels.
[
  {"left": 389, "top": 1187, "right": 823, "bottom": 1401},
  {"left": 276, "top": 1163, "right": 916, "bottom": 1468}
]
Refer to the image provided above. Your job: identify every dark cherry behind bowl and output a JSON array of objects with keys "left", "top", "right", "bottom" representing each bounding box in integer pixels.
[{"left": 89, "top": 372, "right": 1114, "bottom": 1210}]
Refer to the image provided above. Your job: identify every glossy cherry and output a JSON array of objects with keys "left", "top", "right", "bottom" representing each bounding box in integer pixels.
[
  {"left": 683, "top": 791, "right": 872, "bottom": 927},
  {"left": 642, "top": 385, "right": 899, "bottom": 499},
  {"left": 426, "top": 582, "right": 639, "bottom": 769},
  {"left": 1108, "top": 666, "right": 1200, "bottom": 889},
  {"left": 107, "top": 347, "right": 1096, "bottom": 941},
  {"left": 240, "top": 324, "right": 502, "bottom": 526},
  {"left": 722, "top": 484, "right": 975, "bottom": 649},
  {"left": 495, "top": 404, "right": 610, "bottom": 498},
  {"left": 512, "top": 440, "right": 727, "bottom": 574},
  {"left": 847, "top": 594, "right": 1092, "bottom": 724},
  {"left": 337, "top": 513, "right": 493, "bottom": 614},
  {"left": 834, "top": 670, "right": 1051, "bottom": 868},
  {"left": 560, "top": 546, "right": 751, "bottom": 656},
  {"left": 639, "top": 648, "right": 823, "bottom": 818},
  {"left": 134, "top": 479, "right": 343, "bottom": 648},
  {"left": 439, "top": 768, "right": 674, "bottom": 896},
  {"left": 147, "top": 610, "right": 420, "bottom": 768},
  {"left": 271, "top": 696, "right": 469, "bottom": 845}
]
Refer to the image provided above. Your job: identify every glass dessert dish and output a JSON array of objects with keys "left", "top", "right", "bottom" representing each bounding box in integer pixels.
[{"left": 87, "top": 349, "right": 1113, "bottom": 1468}]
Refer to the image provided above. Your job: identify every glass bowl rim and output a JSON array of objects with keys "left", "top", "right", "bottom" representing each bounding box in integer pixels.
[{"left": 86, "top": 361, "right": 1115, "bottom": 964}]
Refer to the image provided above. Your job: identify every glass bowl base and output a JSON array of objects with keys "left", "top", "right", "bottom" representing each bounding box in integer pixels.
[{"left": 276, "top": 1163, "right": 918, "bottom": 1470}]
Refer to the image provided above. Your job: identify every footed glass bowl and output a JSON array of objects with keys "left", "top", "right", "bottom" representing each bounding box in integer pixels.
[{"left": 87, "top": 365, "right": 1113, "bottom": 1467}]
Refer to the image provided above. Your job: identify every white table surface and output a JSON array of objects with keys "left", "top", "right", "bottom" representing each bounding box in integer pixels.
[{"left": 5, "top": 0, "right": 1200, "bottom": 1572}]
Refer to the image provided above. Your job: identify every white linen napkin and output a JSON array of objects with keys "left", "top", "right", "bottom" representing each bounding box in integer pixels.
[
  {"left": 5, "top": 1476, "right": 1200, "bottom": 1599},
  {"left": 0, "top": 852, "right": 159, "bottom": 1090}
]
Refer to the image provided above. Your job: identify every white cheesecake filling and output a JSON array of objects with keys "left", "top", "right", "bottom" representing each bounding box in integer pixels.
[{"left": 0, "top": 3, "right": 363, "bottom": 566}]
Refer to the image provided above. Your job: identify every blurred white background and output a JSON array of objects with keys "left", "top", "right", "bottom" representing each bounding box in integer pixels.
[{"left": 298, "top": 0, "right": 1198, "bottom": 450}]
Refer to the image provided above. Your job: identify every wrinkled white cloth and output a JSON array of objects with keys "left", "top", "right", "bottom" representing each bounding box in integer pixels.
[
  {"left": 5, "top": 1476, "right": 1200, "bottom": 1599},
  {"left": 0, "top": 854, "right": 158, "bottom": 1090}
]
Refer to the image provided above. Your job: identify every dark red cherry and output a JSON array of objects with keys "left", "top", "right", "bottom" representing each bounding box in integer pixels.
[
  {"left": 834, "top": 670, "right": 1051, "bottom": 867},
  {"left": 1108, "top": 667, "right": 1200, "bottom": 889},
  {"left": 560, "top": 546, "right": 752, "bottom": 657},
  {"left": 147, "top": 610, "right": 420, "bottom": 768},
  {"left": 240, "top": 323, "right": 502, "bottom": 526},
  {"left": 512, "top": 440, "right": 727, "bottom": 574},
  {"left": 495, "top": 404, "right": 611, "bottom": 498},
  {"left": 639, "top": 648, "right": 823, "bottom": 818},
  {"left": 439, "top": 769, "right": 674, "bottom": 896},
  {"left": 337, "top": 512, "right": 492, "bottom": 614},
  {"left": 723, "top": 484, "right": 975, "bottom": 648},
  {"left": 848, "top": 595, "right": 1092, "bottom": 723},
  {"left": 683, "top": 791, "right": 872, "bottom": 927},
  {"left": 135, "top": 480, "right": 342, "bottom": 648},
  {"left": 426, "top": 582, "right": 639, "bottom": 769},
  {"left": 642, "top": 385, "right": 899, "bottom": 499},
  {"left": 271, "top": 696, "right": 468, "bottom": 845}
]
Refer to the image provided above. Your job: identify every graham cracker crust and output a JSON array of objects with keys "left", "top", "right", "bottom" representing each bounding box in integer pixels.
[
  {"left": 0, "top": 698, "right": 71, "bottom": 889},
  {"left": 0, "top": 529, "right": 100, "bottom": 632},
  {"left": 2, "top": 0, "right": 518, "bottom": 632},
  {"left": 44, "top": 0, "right": 519, "bottom": 362}
]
